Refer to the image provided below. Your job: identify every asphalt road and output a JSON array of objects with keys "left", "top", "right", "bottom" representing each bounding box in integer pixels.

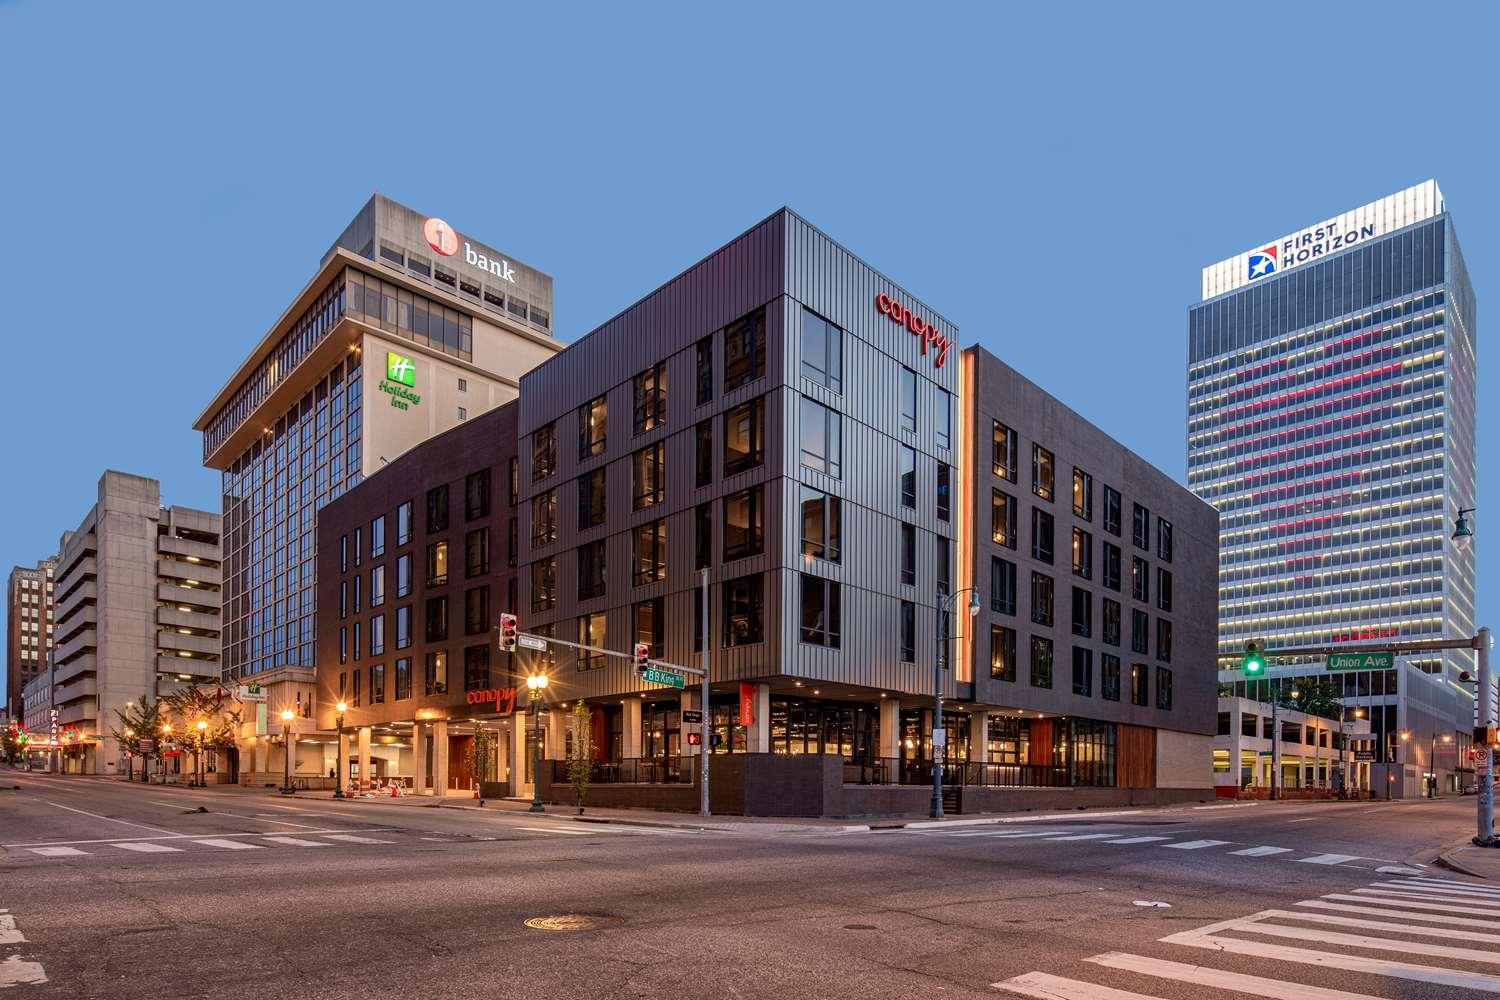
[{"left": 2, "top": 770, "right": 1495, "bottom": 999}]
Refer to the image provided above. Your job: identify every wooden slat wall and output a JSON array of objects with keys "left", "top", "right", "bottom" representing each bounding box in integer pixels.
[
  {"left": 1117, "top": 724, "right": 1157, "bottom": 788},
  {"left": 1028, "top": 719, "right": 1054, "bottom": 766}
]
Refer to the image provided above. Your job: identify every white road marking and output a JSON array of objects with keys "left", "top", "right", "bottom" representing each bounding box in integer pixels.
[
  {"left": 995, "top": 971, "right": 1166, "bottom": 999},
  {"left": 0, "top": 914, "right": 24, "bottom": 945},
  {"left": 419, "top": 837, "right": 452, "bottom": 842},
  {"left": 953, "top": 830, "right": 1068, "bottom": 839},
  {"left": 27, "top": 846, "right": 87, "bottom": 857},
  {"left": 1352, "top": 886, "right": 1500, "bottom": 909},
  {"left": 1331, "top": 891, "right": 1500, "bottom": 916},
  {"left": 3, "top": 827, "right": 395, "bottom": 849},
  {"left": 33, "top": 799, "right": 179, "bottom": 835},
  {"left": 1045, "top": 833, "right": 1119, "bottom": 841},
  {"left": 1297, "top": 898, "right": 1500, "bottom": 927},
  {"left": 261, "top": 836, "right": 331, "bottom": 847},
  {"left": 1105, "top": 836, "right": 1170, "bottom": 844},
  {"left": 320, "top": 834, "right": 394, "bottom": 845},
  {"left": 1087, "top": 950, "right": 1388, "bottom": 999},
  {"left": 1399, "top": 877, "right": 1500, "bottom": 897},
  {"left": 1375, "top": 865, "right": 1426, "bottom": 875},
  {"left": 1297, "top": 853, "right": 1363, "bottom": 865},
  {"left": 1231, "top": 846, "right": 1291, "bottom": 857},
  {"left": 1229, "top": 914, "right": 1500, "bottom": 964},
  {"left": 1163, "top": 839, "right": 1230, "bottom": 850},
  {"left": 193, "top": 839, "right": 263, "bottom": 850},
  {"left": 112, "top": 842, "right": 183, "bottom": 854},
  {"left": 0, "top": 955, "right": 47, "bottom": 987},
  {"left": 1264, "top": 907, "right": 1500, "bottom": 944},
  {"left": 514, "top": 826, "right": 592, "bottom": 836}
]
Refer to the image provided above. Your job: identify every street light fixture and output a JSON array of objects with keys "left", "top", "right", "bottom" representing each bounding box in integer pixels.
[
  {"left": 280, "top": 709, "right": 296, "bottom": 796},
  {"left": 526, "top": 672, "right": 549, "bottom": 813},
  {"left": 194, "top": 719, "right": 208, "bottom": 788},
  {"left": 333, "top": 701, "right": 348, "bottom": 798},
  {"left": 931, "top": 587, "right": 981, "bottom": 820},
  {"left": 1452, "top": 507, "right": 1475, "bottom": 543}
]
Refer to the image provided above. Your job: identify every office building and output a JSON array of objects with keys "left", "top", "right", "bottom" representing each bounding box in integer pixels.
[
  {"left": 195, "top": 194, "right": 561, "bottom": 680},
  {"left": 1189, "top": 180, "right": 1480, "bottom": 796},
  {"left": 48, "top": 471, "right": 223, "bottom": 774},
  {"left": 6, "top": 557, "right": 56, "bottom": 720}
]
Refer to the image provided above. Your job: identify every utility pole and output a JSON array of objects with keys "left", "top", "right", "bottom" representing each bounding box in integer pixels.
[
  {"left": 1477, "top": 625, "right": 1494, "bottom": 846},
  {"left": 700, "top": 568, "right": 710, "bottom": 819}
]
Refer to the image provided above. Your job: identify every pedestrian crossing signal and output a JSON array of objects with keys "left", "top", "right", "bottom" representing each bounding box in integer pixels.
[
  {"left": 1242, "top": 641, "right": 1267, "bottom": 675},
  {"left": 499, "top": 613, "right": 518, "bottom": 653}
]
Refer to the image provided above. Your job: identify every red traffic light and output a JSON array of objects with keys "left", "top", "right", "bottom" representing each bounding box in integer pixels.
[
  {"left": 499, "top": 613, "right": 519, "bottom": 653},
  {"left": 633, "top": 642, "right": 651, "bottom": 672}
]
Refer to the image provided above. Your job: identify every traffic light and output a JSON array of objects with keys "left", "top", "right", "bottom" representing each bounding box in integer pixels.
[
  {"left": 1459, "top": 670, "right": 1473, "bottom": 683},
  {"left": 1242, "top": 640, "right": 1267, "bottom": 676},
  {"left": 633, "top": 642, "right": 651, "bottom": 674},
  {"left": 499, "top": 613, "right": 518, "bottom": 653}
]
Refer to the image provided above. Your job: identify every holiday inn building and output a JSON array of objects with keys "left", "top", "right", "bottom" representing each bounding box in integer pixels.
[{"left": 314, "top": 208, "right": 1218, "bottom": 814}]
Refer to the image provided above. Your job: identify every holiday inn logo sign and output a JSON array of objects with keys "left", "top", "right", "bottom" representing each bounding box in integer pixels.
[{"left": 380, "top": 352, "right": 422, "bottom": 411}]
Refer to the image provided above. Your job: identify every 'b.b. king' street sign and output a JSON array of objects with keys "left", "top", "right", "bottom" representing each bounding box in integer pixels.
[
  {"left": 641, "top": 666, "right": 686, "bottom": 690},
  {"left": 1325, "top": 651, "right": 1395, "bottom": 671}
]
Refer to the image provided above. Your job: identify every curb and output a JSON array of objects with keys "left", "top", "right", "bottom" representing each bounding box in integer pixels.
[
  {"left": 564, "top": 815, "right": 870, "bottom": 834},
  {"left": 1435, "top": 849, "right": 1488, "bottom": 880}
]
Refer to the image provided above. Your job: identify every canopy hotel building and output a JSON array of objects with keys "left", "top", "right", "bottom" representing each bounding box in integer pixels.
[
  {"left": 315, "top": 208, "right": 1218, "bottom": 813},
  {"left": 195, "top": 194, "right": 562, "bottom": 682},
  {"left": 1189, "top": 180, "right": 1481, "bottom": 797}
]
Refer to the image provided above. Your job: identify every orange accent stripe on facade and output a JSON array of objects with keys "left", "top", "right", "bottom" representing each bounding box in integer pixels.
[{"left": 956, "top": 347, "right": 976, "bottom": 683}]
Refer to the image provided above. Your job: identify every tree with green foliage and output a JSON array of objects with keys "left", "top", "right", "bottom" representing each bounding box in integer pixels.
[
  {"left": 466, "top": 724, "right": 497, "bottom": 795},
  {"left": 1277, "top": 679, "right": 1341, "bottom": 720},
  {"left": 158, "top": 684, "right": 241, "bottom": 782},
  {"left": 2, "top": 723, "right": 27, "bottom": 765},
  {"left": 108, "top": 695, "right": 162, "bottom": 780},
  {"left": 566, "top": 700, "right": 593, "bottom": 815}
]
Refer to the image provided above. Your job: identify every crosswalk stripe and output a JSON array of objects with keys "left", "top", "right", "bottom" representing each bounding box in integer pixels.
[
  {"left": 953, "top": 830, "right": 1068, "bottom": 838},
  {"left": 194, "top": 839, "right": 262, "bottom": 850},
  {"left": 112, "top": 842, "right": 183, "bottom": 853},
  {"left": 994, "top": 971, "right": 1165, "bottom": 999},
  {"left": 262, "top": 836, "right": 331, "bottom": 847},
  {"left": 1160, "top": 928, "right": 1500, "bottom": 993},
  {"left": 27, "top": 846, "right": 86, "bottom": 857},
  {"left": 1330, "top": 891, "right": 1500, "bottom": 917},
  {"left": 1353, "top": 887, "right": 1500, "bottom": 909},
  {"left": 1045, "top": 833, "right": 1119, "bottom": 841},
  {"left": 1390, "top": 878, "right": 1500, "bottom": 898},
  {"left": 419, "top": 837, "right": 452, "bottom": 842},
  {"left": 1163, "top": 839, "right": 1230, "bottom": 850},
  {"left": 1297, "top": 853, "right": 1362, "bottom": 865},
  {"left": 1087, "top": 950, "right": 1386, "bottom": 1000},
  {"left": 1403, "top": 876, "right": 1500, "bottom": 895},
  {"left": 1259, "top": 908, "right": 1500, "bottom": 944},
  {"left": 1105, "top": 836, "right": 1171, "bottom": 844},
  {"left": 320, "top": 834, "right": 394, "bottom": 845},
  {"left": 514, "top": 826, "right": 592, "bottom": 836},
  {"left": 1297, "top": 899, "right": 1500, "bottom": 927},
  {"left": 1231, "top": 846, "right": 1291, "bottom": 857},
  {"left": 1231, "top": 915, "right": 1500, "bottom": 964}
]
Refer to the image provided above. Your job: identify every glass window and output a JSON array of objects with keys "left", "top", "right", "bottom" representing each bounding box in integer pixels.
[
  {"left": 1072, "top": 646, "right": 1093, "bottom": 696},
  {"left": 695, "top": 336, "right": 713, "bottom": 405},
  {"left": 1157, "top": 568, "right": 1173, "bottom": 612},
  {"left": 632, "top": 440, "right": 665, "bottom": 510},
  {"left": 937, "top": 464, "right": 951, "bottom": 522},
  {"left": 1031, "top": 508, "right": 1054, "bottom": 563},
  {"left": 427, "top": 484, "right": 449, "bottom": 533},
  {"left": 1032, "top": 444, "right": 1054, "bottom": 501},
  {"left": 990, "top": 557, "right": 1017, "bottom": 615},
  {"left": 633, "top": 598, "right": 664, "bottom": 652},
  {"left": 395, "top": 604, "right": 412, "bottom": 648},
  {"left": 799, "top": 574, "right": 841, "bottom": 647},
  {"left": 1102, "top": 486, "right": 1121, "bottom": 536},
  {"left": 340, "top": 534, "right": 348, "bottom": 573},
  {"left": 695, "top": 420, "right": 712, "bottom": 487},
  {"left": 370, "top": 663, "right": 385, "bottom": 704},
  {"left": 694, "top": 502, "right": 712, "bottom": 571},
  {"left": 371, "top": 515, "right": 386, "bottom": 557},
  {"left": 577, "top": 540, "right": 606, "bottom": 600},
  {"left": 1102, "top": 542, "right": 1121, "bottom": 591},
  {"left": 1131, "top": 609, "right": 1149, "bottom": 655},
  {"left": 801, "top": 308, "right": 842, "bottom": 392},
  {"left": 993, "top": 422, "right": 1017, "bottom": 482},
  {"left": 935, "top": 389, "right": 951, "bottom": 450},
  {"left": 530, "top": 557, "right": 556, "bottom": 612},
  {"left": 723, "top": 396, "right": 764, "bottom": 476},
  {"left": 800, "top": 396, "right": 842, "bottom": 478},
  {"left": 991, "top": 625, "right": 1016, "bottom": 681},
  {"left": 1030, "top": 636, "right": 1053, "bottom": 688},
  {"left": 424, "top": 596, "right": 447, "bottom": 642},
  {"left": 633, "top": 519, "right": 667, "bottom": 585},
  {"left": 724, "top": 309, "right": 766, "bottom": 391},
  {"left": 1131, "top": 663, "right": 1149, "bottom": 706},
  {"left": 723, "top": 573, "right": 764, "bottom": 647},
  {"left": 1030, "top": 572, "right": 1053, "bottom": 626},
  {"left": 1072, "top": 468, "right": 1092, "bottom": 520},
  {"left": 369, "top": 614, "right": 385, "bottom": 655},
  {"left": 899, "top": 368, "right": 917, "bottom": 434},
  {"left": 723, "top": 486, "right": 763, "bottom": 561},
  {"left": 900, "top": 524, "right": 916, "bottom": 586},
  {"left": 1072, "top": 527, "right": 1092, "bottom": 579},
  {"left": 900, "top": 446, "right": 917, "bottom": 508},
  {"left": 800, "top": 487, "right": 842, "bottom": 563},
  {"left": 463, "top": 644, "right": 491, "bottom": 692},
  {"left": 1103, "top": 598, "right": 1121, "bottom": 646},
  {"left": 465, "top": 527, "right": 490, "bottom": 578},
  {"left": 578, "top": 395, "right": 607, "bottom": 460},
  {"left": 1071, "top": 586, "right": 1091, "bottom": 637},
  {"left": 370, "top": 564, "right": 385, "bottom": 606},
  {"left": 1156, "top": 619, "right": 1172, "bottom": 663},
  {"left": 465, "top": 469, "right": 491, "bottom": 521},
  {"left": 464, "top": 587, "right": 489, "bottom": 635},
  {"left": 1101, "top": 654, "right": 1121, "bottom": 701},
  {"left": 427, "top": 541, "right": 448, "bottom": 586},
  {"left": 578, "top": 468, "right": 606, "bottom": 529},
  {"left": 395, "top": 657, "right": 412, "bottom": 700},
  {"left": 1131, "top": 556, "right": 1149, "bottom": 602},
  {"left": 633, "top": 362, "right": 667, "bottom": 434},
  {"left": 900, "top": 600, "right": 916, "bottom": 662},
  {"left": 936, "top": 537, "right": 951, "bottom": 596},
  {"left": 1156, "top": 667, "right": 1173, "bottom": 710},
  {"left": 508, "top": 458, "right": 519, "bottom": 506},
  {"left": 532, "top": 422, "right": 557, "bottom": 481},
  {"left": 396, "top": 553, "right": 411, "bottom": 597},
  {"left": 1132, "top": 503, "right": 1150, "bottom": 550},
  {"left": 424, "top": 650, "right": 447, "bottom": 695},
  {"left": 531, "top": 490, "right": 557, "bottom": 546},
  {"left": 1157, "top": 518, "right": 1173, "bottom": 563},
  {"left": 992, "top": 490, "right": 1016, "bottom": 547}
]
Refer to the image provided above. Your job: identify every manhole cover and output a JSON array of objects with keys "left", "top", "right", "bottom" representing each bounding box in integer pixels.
[
  {"left": 523, "top": 914, "right": 619, "bottom": 931},
  {"left": 843, "top": 924, "right": 878, "bottom": 930}
]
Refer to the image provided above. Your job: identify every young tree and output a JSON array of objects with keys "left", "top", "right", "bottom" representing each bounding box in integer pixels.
[
  {"left": 108, "top": 695, "right": 162, "bottom": 780},
  {"left": 158, "top": 684, "right": 242, "bottom": 781},
  {"left": 2, "top": 723, "right": 26, "bottom": 765},
  {"left": 566, "top": 700, "right": 594, "bottom": 815},
  {"left": 466, "top": 724, "right": 496, "bottom": 796}
]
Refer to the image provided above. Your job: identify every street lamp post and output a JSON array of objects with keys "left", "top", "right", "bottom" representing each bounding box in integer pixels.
[
  {"left": 526, "top": 672, "right": 549, "bottom": 813},
  {"left": 1338, "top": 706, "right": 1364, "bottom": 799},
  {"left": 1269, "top": 681, "right": 1300, "bottom": 800},
  {"left": 1388, "top": 729, "right": 1411, "bottom": 800},
  {"left": 931, "top": 588, "right": 981, "bottom": 821},
  {"left": 280, "top": 709, "right": 296, "bottom": 795},
  {"left": 333, "top": 701, "right": 348, "bottom": 798},
  {"left": 1428, "top": 732, "right": 1454, "bottom": 798},
  {"left": 194, "top": 719, "right": 208, "bottom": 788},
  {"left": 161, "top": 722, "right": 172, "bottom": 784}
]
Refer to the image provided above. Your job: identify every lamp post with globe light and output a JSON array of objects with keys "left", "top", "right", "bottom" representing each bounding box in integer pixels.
[
  {"left": 333, "top": 701, "right": 348, "bottom": 798},
  {"left": 193, "top": 719, "right": 208, "bottom": 787},
  {"left": 280, "top": 709, "right": 296, "bottom": 795},
  {"left": 526, "top": 672, "right": 549, "bottom": 813},
  {"left": 931, "top": 587, "right": 981, "bottom": 820}
]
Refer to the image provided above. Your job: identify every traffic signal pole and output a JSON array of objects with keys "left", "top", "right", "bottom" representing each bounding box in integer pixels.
[{"left": 1478, "top": 626, "right": 1493, "bottom": 846}]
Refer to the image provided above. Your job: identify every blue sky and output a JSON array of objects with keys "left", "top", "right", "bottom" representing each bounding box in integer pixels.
[{"left": 0, "top": 2, "right": 1491, "bottom": 694}]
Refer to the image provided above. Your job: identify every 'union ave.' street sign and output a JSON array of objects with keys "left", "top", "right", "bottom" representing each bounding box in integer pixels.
[{"left": 1326, "top": 651, "right": 1395, "bottom": 671}]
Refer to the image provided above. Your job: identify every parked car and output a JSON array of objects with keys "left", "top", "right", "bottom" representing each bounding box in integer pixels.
[{"left": 1460, "top": 782, "right": 1477, "bottom": 795}]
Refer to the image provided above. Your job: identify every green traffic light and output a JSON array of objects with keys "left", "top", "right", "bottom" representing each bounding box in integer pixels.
[{"left": 1242, "top": 641, "right": 1267, "bottom": 675}]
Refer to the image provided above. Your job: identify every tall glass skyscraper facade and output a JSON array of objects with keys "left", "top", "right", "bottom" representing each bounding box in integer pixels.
[{"left": 1188, "top": 181, "right": 1479, "bottom": 792}]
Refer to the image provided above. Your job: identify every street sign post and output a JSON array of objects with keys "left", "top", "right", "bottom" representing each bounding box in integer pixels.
[
  {"left": 641, "top": 666, "right": 686, "bottom": 689},
  {"left": 1325, "top": 651, "right": 1395, "bottom": 671}
]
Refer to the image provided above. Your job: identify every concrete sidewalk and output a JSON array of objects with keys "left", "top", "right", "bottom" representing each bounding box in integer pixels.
[{"left": 1437, "top": 841, "right": 1500, "bottom": 880}]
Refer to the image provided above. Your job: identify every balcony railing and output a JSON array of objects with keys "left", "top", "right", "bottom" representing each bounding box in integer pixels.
[
  {"left": 547, "top": 756, "right": 695, "bottom": 785},
  {"left": 843, "top": 757, "right": 1073, "bottom": 788}
]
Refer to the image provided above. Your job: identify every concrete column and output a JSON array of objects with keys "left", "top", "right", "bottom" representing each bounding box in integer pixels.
[
  {"left": 622, "top": 699, "right": 643, "bottom": 759},
  {"left": 508, "top": 717, "right": 525, "bottom": 796},
  {"left": 545, "top": 709, "right": 565, "bottom": 761},
  {"left": 431, "top": 720, "right": 449, "bottom": 797},
  {"left": 680, "top": 689, "right": 701, "bottom": 757},
  {"left": 746, "top": 683, "right": 771, "bottom": 754},
  {"left": 336, "top": 731, "right": 350, "bottom": 793},
  {"left": 879, "top": 698, "right": 900, "bottom": 759},
  {"left": 970, "top": 711, "right": 990, "bottom": 763},
  {"left": 412, "top": 724, "right": 428, "bottom": 795},
  {"left": 356, "top": 726, "right": 372, "bottom": 794},
  {"left": 253, "top": 738, "right": 269, "bottom": 779}
]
